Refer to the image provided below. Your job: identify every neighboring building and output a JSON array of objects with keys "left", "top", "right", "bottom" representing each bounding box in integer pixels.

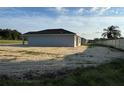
[
  {"left": 87, "top": 39, "right": 94, "bottom": 44},
  {"left": 81, "top": 38, "right": 87, "bottom": 45},
  {"left": 23, "top": 29, "right": 81, "bottom": 47}
]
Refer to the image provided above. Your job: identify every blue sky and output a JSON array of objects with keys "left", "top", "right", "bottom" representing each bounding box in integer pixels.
[{"left": 0, "top": 7, "right": 124, "bottom": 39}]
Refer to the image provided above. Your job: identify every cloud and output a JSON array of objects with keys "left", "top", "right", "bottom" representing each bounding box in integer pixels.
[
  {"left": 0, "top": 15, "right": 124, "bottom": 39},
  {"left": 0, "top": 7, "right": 124, "bottom": 39},
  {"left": 51, "top": 7, "right": 85, "bottom": 16},
  {"left": 98, "top": 7, "right": 111, "bottom": 15},
  {"left": 90, "top": 7, "right": 99, "bottom": 12},
  {"left": 76, "top": 8, "right": 84, "bottom": 15},
  {"left": 54, "top": 7, "right": 68, "bottom": 14},
  {"left": 115, "top": 10, "right": 119, "bottom": 14},
  {"left": 90, "top": 7, "right": 111, "bottom": 15},
  {"left": 55, "top": 7, "right": 63, "bottom": 11}
]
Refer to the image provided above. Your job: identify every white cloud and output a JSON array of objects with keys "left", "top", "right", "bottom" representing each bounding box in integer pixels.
[
  {"left": 115, "top": 10, "right": 119, "bottom": 14},
  {"left": 54, "top": 7, "right": 68, "bottom": 14},
  {"left": 0, "top": 15, "right": 124, "bottom": 39},
  {"left": 90, "top": 7, "right": 111, "bottom": 15},
  {"left": 55, "top": 7, "right": 63, "bottom": 11},
  {"left": 98, "top": 7, "right": 111, "bottom": 15},
  {"left": 76, "top": 8, "right": 84, "bottom": 15},
  {"left": 90, "top": 7, "right": 99, "bottom": 12}
]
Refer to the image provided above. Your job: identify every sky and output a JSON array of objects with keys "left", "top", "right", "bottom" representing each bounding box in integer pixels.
[{"left": 0, "top": 7, "right": 124, "bottom": 39}]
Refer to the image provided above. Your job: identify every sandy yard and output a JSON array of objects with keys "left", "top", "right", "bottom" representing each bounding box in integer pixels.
[{"left": 0, "top": 45, "right": 124, "bottom": 76}]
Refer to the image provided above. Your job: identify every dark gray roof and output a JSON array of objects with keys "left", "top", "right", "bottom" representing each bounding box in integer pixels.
[{"left": 24, "top": 29, "right": 76, "bottom": 35}]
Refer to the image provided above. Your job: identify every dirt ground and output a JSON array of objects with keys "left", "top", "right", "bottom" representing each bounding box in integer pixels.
[{"left": 0, "top": 45, "right": 124, "bottom": 76}]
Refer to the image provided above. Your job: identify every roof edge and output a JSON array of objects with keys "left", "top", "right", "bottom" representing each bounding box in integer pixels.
[{"left": 23, "top": 28, "right": 76, "bottom": 35}]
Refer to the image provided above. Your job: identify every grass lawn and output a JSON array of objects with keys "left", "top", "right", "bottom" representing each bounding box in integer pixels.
[
  {"left": 0, "top": 58, "right": 124, "bottom": 86},
  {"left": 0, "top": 40, "right": 23, "bottom": 44}
]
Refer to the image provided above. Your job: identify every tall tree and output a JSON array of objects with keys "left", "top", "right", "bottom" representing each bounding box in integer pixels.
[{"left": 102, "top": 25, "right": 121, "bottom": 39}]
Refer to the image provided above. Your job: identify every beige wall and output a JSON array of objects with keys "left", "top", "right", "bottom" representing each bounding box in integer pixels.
[
  {"left": 96, "top": 39, "right": 124, "bottom": 50},
  {"left": 77, "top": 36, "right": 81, "bottom": 46},
  {"left": 74, "top": 35, "right": 81, "bottom": 47}
]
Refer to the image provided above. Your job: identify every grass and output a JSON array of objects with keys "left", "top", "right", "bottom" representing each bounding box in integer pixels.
[
  {"left": 0, "top": 58, "right": 124, "bottom": 86},
  {"left": 88, "top": 44, "right": 96, "bottom": 48},
  {"left": 0, "top": 40, "right": 23, "bottom": 44}
]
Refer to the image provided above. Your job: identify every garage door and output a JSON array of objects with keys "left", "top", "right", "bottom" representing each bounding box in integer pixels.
[{"left": 28, "top": 35, "right": 74, "bottom": 47}]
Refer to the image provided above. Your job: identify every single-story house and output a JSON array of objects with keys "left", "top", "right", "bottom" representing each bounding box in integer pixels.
[{"left": 23, "top": 29, "right": 81, "bottom": 47}]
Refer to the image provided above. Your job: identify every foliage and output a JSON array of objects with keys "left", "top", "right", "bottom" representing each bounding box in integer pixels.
[
  {"left": 102, "top": 25, "right": 121, "bottom": 39},
  {"left": 94, "top": 38, "right": 106, "bottom": 41},
  {"left": 0, "top": 28, "right": 22, "bottom": 40}
]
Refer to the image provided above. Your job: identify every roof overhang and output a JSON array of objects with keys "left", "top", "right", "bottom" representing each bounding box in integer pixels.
[{"left": 23, "top": 34, "right": 76, "bottom": 37}]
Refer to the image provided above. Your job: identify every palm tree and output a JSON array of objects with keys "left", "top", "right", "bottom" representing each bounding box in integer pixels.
[{"left": 102, "top": 25, "right": 121, "bottom": 39}]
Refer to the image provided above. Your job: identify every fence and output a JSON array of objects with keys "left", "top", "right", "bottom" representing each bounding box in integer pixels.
[{"left": 95, "top": 39, "right": 124, "bottom": 50}]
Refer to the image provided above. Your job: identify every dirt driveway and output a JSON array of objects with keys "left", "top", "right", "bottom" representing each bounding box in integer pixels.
[{"left": 0, "top": 45, "right": 124, "bottom": 76}]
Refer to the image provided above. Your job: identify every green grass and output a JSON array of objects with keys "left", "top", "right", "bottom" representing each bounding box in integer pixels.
[
  {"left": 0, "top": 58, "right": 124, "bottom": 86},
  {"left": 0, "top": 40, "right": 23, "bottom": 44}
]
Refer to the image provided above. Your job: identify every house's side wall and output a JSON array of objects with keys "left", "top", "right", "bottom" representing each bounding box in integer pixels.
[
  {"left": 74, "top": 35, "right": 81, "bottom": 47},
  {"left": 77, "top": 36, "right": 81, "bottom": 46},
  {"left": 74, "top": 35, "right": 77, "bottom": 47},
  {"left": 28, "top": 34, "right": 75, "bottom": 47}
]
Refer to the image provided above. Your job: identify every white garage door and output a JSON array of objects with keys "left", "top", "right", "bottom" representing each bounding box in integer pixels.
[{"left": 28, "top": 34, "right": 74, "bottom": 47}]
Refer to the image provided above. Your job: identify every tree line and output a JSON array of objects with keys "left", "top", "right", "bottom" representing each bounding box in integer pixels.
[{"left": 0, "top": 28, "right": 22, "bottom": 40}]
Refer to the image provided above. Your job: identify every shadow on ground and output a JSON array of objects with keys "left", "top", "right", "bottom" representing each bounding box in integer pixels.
[{"left": 0, "top": 45, "right": 124, "bottom": 83}]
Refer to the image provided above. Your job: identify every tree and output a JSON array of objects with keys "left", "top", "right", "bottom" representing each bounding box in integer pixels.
[
  {"left": 0, "top": 28, "right": 22, "bottom": 40},
  {"left": 102, "top": 25, "right": 121, "bottom": 39}
]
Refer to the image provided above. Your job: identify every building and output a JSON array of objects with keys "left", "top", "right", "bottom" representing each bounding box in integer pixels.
[
  {"left": 81, "top": 38, "right": 87, "bottom": 45},
  {"left": 23, "top": 29, "right": 81, "bottom": 47}
]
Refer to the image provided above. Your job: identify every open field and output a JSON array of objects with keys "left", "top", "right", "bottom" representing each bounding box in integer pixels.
[
  {"left": 0, "top": 40, "right": 23, "bottom": 44},
  {"left": 0, "top": 45, "right": 124, "bottom": 79}
]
